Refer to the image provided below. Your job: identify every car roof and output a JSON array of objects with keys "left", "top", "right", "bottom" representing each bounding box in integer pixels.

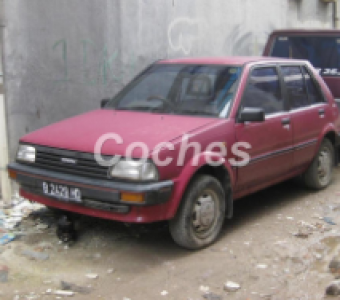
[
  {"left": 158, "top": 56, "right": 306, "bottom": 66},
  {"left": 269, "top": 29, "right": 340, "bottom": 36}
]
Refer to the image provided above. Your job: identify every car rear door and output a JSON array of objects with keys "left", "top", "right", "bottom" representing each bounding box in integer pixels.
[
  {"left": 234, "top": 65, "right": 293, "bottom": 194},
  {"left": 280, "top": 65, "right": 328, "bottom": 171}
]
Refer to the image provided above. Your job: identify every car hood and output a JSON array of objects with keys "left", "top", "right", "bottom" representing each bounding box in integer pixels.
[{"left": 21, "top": 109, "right": 219, "bottom": 156}]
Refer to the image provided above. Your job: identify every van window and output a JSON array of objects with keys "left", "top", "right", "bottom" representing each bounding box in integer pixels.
[
  {"left": 301, "top": 66, "right": 325, "bottom": 104},
  {"left": 242, "top": 67, "right": 284, "bottom": 115},
  {"left": 281, "top": 66, "right": 309, "bottom": 109},
  {"left": 271, "top": 36, "right": 340, "bottom": 76}
]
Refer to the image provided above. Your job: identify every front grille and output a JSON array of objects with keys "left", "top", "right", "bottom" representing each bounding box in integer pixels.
[{"left": 33, "top": 145, "right": 111, "bottom": 179}]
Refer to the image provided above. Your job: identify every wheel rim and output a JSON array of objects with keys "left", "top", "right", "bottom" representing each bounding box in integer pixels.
[
  {"left": 192, "top": 189, "right": 219, "bottom": 238},
  {"left": 317, "top": 146, "right": 332, "bottom": 186}
]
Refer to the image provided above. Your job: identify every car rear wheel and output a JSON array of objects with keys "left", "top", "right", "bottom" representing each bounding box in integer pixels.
[
  {"left": 169, "top": 175, "right": 225, "bottom": 250},
  {"left": 303, "top": 138, "right": 334, "bottom": 190}
]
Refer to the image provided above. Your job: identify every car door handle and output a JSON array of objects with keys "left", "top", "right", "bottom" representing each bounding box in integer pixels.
[
  {"left": 319, "top": 108, "right": 325, "bottom": 115},
  {"left": 281, "top": 118, "right": 290, "bottom": 125}
]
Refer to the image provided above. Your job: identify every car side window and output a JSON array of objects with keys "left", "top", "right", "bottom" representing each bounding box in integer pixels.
[
  {"left": 301, "top": 66, "right": 325, "bottom": 104},
  {"left": 281, "top": 66, "right": 309, "bottom": 109},
  {"left": 242, "top": 67, "right": 284, "bottom": 115}
]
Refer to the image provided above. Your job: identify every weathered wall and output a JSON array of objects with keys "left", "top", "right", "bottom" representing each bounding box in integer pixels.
[
  {"left": 3, "top": 0, "right": 333, "bottom": 157},
  {"left": 288, "top": 0, "right": 333, "bottom": 28}
]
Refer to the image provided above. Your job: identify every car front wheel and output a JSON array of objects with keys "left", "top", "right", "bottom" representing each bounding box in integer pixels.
[
  {"left": 303, "top": 138, "right": 334, "bottom": 189},
  {"left": 169, "top": 175, "right": 226, "bottom": 250}
]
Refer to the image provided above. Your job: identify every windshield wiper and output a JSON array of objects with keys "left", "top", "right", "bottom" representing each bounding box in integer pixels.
[
  {"left": 179, "top": 109, "right": 218, "bottom": 117},
  {"left": 115, "top": 106, "right": 154, "bottom": 112},
  {"left": 115, "top": 105, "right": 172, "bottom": 113}
]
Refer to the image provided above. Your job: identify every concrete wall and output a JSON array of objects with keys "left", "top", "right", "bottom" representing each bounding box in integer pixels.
[
  {"left": 0, "top": 0, "right": 11, "bottom": 203},
  {"left": 288, "top": 0, "right": 333, "bottom": 27},
  {"left": 2, "top": 0, "right": 334, "bottom": 158}
]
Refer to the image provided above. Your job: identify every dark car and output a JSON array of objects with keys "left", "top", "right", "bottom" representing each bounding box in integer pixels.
[{"left": 263, "top": 29, "right": 340, "bottom": 104}]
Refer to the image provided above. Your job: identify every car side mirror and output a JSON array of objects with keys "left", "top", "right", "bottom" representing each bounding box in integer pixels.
[
  {"left": 239, "top": 107, "right": 265, "bottom": 123},
  {"left": 101, "top": 99, "right": 110, "bottom": 108}
]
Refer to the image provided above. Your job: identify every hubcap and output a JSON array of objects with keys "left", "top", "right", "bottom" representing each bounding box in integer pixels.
[
  {"left": 192, "top": 191, "right": 216, "bottom": 234},
  {"left": 317, "top": 147, "right": 332, "bottom": 185}
]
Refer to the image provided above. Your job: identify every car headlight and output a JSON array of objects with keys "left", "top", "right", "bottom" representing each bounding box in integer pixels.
[
  {"left": 17, "top": 145, "right": 36, "bottom": 163},
  {"left": 110, "top": 159, "right": 159, "bottom": 181}
]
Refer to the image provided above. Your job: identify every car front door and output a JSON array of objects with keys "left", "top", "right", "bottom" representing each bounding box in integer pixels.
[
  {"left": 280, "top": 65, "right": 328, "bottom": 171},
  {"left": 234, "top": 65, "right": 293, "bottom": 195}
]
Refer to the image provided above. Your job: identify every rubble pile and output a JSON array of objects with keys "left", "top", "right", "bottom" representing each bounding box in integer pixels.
[{"left": 0, "top": 192, "right": 45, "bottom": 245}]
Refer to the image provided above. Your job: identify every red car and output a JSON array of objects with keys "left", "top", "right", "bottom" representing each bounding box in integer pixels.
[{"left": 8, "top": 57, "right": 340, "bottom": 249}]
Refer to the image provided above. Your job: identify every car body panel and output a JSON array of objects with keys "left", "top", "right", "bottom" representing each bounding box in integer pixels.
[
  {"left": 234, "top": 112, "right": 293, "bottom": 192},
  {"left": 21, "top": 109, "right": 218, "bottom": 158},
  {"left": 290, "top": 104, "right": 326, "bottom": 170}
]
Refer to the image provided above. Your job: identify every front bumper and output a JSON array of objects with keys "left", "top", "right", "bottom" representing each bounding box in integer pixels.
[{"left": 8, "top": 162, "right": 174, "bottom": 223}]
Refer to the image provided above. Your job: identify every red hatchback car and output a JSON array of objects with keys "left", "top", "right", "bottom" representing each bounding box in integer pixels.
[{"left": 8, "top": 57, "right": 340, "bottom": 249}]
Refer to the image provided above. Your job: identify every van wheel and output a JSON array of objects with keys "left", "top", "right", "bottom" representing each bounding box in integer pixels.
[
  {"left": 169, "top": 175, "right": 225, "bottom": 250},
  {"left": 303, "top": 139, "right": 334, "bottom": 189}
]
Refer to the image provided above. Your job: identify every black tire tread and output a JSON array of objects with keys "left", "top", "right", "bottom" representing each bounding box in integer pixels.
[
  {"left": 169, "top": 175, "right": 225, "bottom": 250},
  {"left": 303, "top": 138, "right": 334, "bottom": 190}
]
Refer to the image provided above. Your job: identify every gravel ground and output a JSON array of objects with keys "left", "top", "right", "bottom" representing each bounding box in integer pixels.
[{"left": 2, "top": 168, "right": 340, "bottom": 299}]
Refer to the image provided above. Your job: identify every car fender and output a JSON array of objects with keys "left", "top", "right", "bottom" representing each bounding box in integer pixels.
[
  {"left": 165, "top": 151, "right": 235, "bottom": 219},
  {"left": 318, "top": 123, "right": 337, "bottom": 146},
  {"left": 315, "top": 123, "right": 338, "bottom": 156}
]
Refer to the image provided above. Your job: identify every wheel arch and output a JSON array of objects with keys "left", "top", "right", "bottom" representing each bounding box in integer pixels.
[
  {"left": 323, "top": 130, "right": 338, "bottom": 165},
  {"left": 197, "top": 164, "right": 233, "bottom": 219},
  {"left": 325, "top": 130, "right": 336, "bottom": 146},
  {"left": 182, "top": 164, "right": 234, "bottom": 219}
]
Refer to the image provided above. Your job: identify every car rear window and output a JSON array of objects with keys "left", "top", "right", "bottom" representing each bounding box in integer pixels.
[
  {"left": 270, "top": 36, "right": 340, "bottom": 76},
  {"left": 301, "top": 66, "right": 325, "bottom": 104},
  {"left": 281, "top": 66, "right": 309, "bottom": 109}
]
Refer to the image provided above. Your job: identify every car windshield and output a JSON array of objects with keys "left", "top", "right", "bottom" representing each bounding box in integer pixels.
[
  {"left": 270, "top": 35, "right": 340, "bottom": 75},
  {"left": 106, "top": 64, "right": 242, "bottom": 117}
]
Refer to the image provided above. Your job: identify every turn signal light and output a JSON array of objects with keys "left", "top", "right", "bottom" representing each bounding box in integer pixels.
[
  {"left": 8, "top": 169, "right": 17, "bottom": 180},
  {"left": 121, "top": 192, "right": 145, "bottom": 203}
]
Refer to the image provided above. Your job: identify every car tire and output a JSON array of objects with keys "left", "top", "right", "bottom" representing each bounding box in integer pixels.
[
  {"left": 303, "top": 138, "right": 334, "bottom": 190},
  {"left": 169, "top": 175, "right": 226, "bottom": 250}
]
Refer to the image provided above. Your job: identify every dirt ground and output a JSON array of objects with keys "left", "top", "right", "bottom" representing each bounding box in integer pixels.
[{"left": 2, "top": 169, "right": 340, "bottom": 300}]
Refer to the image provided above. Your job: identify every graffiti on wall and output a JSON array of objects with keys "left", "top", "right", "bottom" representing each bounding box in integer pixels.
[
  {"left": 168, "top": 18, "right": 275, "bottom": 57},
  {"left": 52, "top": 39, "right": 137, "bottom": 86},
  {"left": 168, "top": 17, "right": 206, "bottom": 55},
  {"left": 223, "top": 24, "right": 276, "bottom": 56},
  {"left": 52, "top": 24, "right": 275, "bottom": 85}
]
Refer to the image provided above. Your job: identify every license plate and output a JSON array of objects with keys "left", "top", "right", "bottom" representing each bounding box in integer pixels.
[{"left": 42, "top": 181, "right": 82, "bottom": 202}]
